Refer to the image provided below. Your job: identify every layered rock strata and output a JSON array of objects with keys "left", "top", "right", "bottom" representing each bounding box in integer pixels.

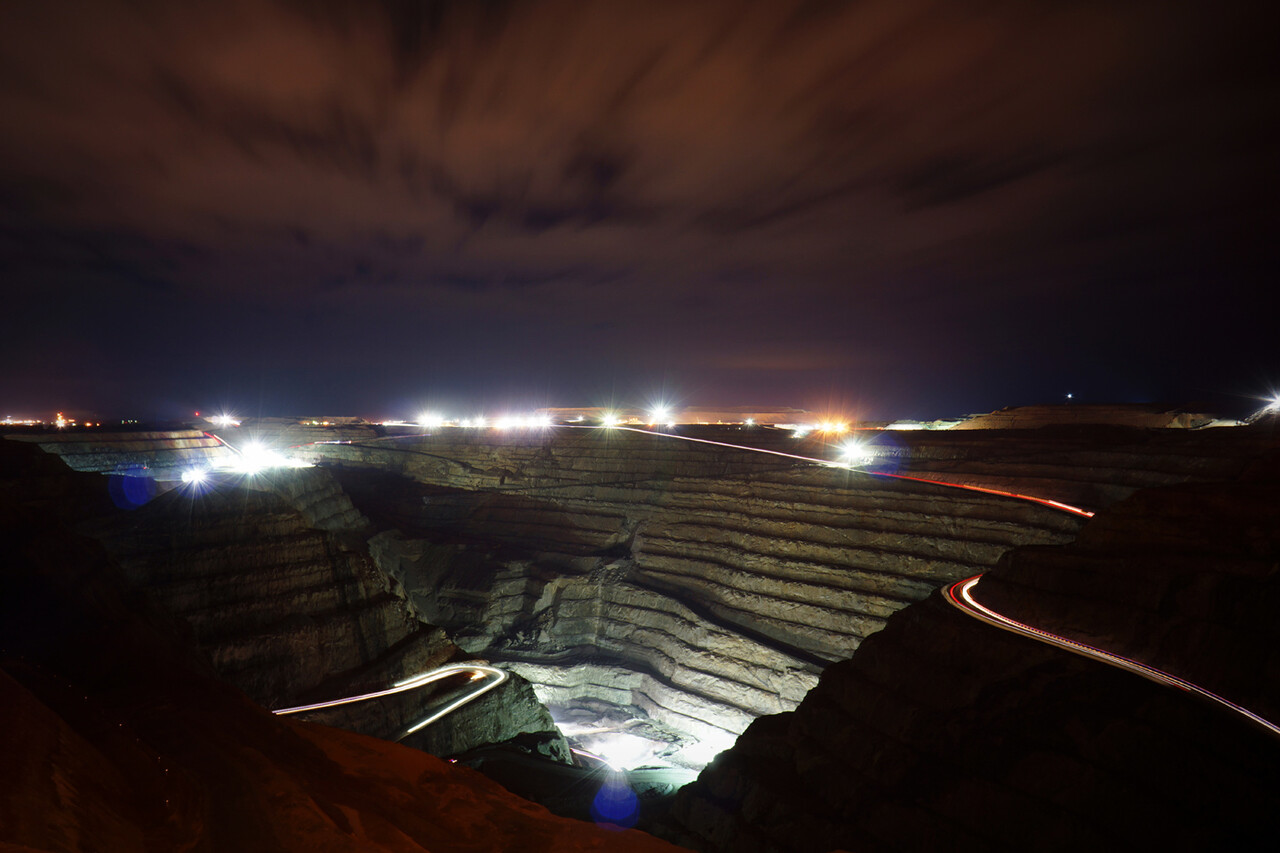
[
  {"left": 302, "top": 428, "right": 1084, "bottom": 764},
  {"left": 72, "top": 461, "right": 564, "bottom": 758},
  {"left": 660, "top": 471, "right": 1280, "bottom": 851},
  {"left": 207, "top": 416, "right": 387, "bottom": 450},
  {"left": 0, "top": 479, "right": 676, "bottom": 852},
  {"left": 6, "top": 428, "right": 232, "bottom": 477},
  {"left": 974, "top": 468, "right": 1280, "bottom": 727}
]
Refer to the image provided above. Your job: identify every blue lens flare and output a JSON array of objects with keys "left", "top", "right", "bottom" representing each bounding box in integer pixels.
[
  {"left": 590, "top": 772, "right": 639, "bottom": 829},
  {"left": 107, "top": 464, "right": 155, "bottom": 509}
]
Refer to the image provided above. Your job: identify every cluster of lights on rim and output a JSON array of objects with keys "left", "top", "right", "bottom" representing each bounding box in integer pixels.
[
  {"left": 181, "top": 407, "right": 880, "bottom": 487},
  {"left": 413, "top": 407, "right": 875, "bottom": 467},
  {"left": 179, "top": 439, "right": 311, "bottom": 486},
  {"left": 411, "top": 407, "right": 860, "bottom": 434},
  {"left": 181, "top": 413, "right": 311, "bottom": 487}
]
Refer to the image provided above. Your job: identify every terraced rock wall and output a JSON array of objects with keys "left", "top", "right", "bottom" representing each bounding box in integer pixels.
[
  {"left": 78, "top": 465, "right": 564, "bottom": 756},
  {"left": 7, "top": 429, "right": 232, "bottom": 477},
  {"left": 302, "top": 429, "right": 1085, "bottom": 763},
  {"left": 659, "top": 470, "right": 1280, "bottom": 851}
]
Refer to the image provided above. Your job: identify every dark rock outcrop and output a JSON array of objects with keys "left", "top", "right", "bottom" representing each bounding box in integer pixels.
[
  {"left": 660, "top": 470, "right": 1280, "bottom": 851},
  {"left": 881, "top": 420, "right": 1277, "bottom": 509},
  {"left": 2, "top": 437, "right": 567, "bottom": 762},
  {"left": 0, "top": 472, "right": 678, "bottom": 852}
]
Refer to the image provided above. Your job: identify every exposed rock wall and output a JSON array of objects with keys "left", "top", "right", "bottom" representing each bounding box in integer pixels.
[
  {"left": 268, "top": 465, "right": 370, "bottom": 532},
  {"left": 209, "top": 417, "right": 387, "bottom": 449},
  {"left": 303, "top": 429, "right": 1084, "bottom": 764},
  {"left": 0, "top": 478, "right": 677, "bottom": 853},
  {"left": 659, "top": 472, "right": 1280, "bottom": 851},
  {"left": 75, "top": 464, "right": 564, "bottom": 758},
  {"left": 83, "top": 475, "right": 424, "bottom": 705},
  {"left": 975, "top": 473, "right": 1280, "bottom": 726},
  {"left": 7, "top": 428, "right": 232, "bottom": 477}
]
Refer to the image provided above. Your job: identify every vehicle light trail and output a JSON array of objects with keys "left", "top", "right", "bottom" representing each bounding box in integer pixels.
[
  {"left": 870, "top": 472, "right": 1095, "bottom": 518},
  {"left": 567, "top": 425, "right": 1097, "bottom": 517},
  {"left": 299, "top": 424, "right": 1098, "bottom": 518},
  {"left": 272, "top": 663, "right": 507, "bottom": 738},
  {"left": 287, "top": 421, "right": 1275, "bottom": 737},
  {"left": 581, "top": 424, "right": 852, "bottom": 467},
  {"left": 603, "top": 424, "right": 1271, "bottom": 738},
  {"left": 946, "top": 575, "right": 1280, "bottom": 739}
]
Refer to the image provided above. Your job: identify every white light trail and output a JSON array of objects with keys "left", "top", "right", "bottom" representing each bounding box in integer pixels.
[
  {"left": 293, "top": 414, "right": 1277, "bottom": 746},
  {"left": 946, "top": 575, "right": 1280, "bottom": 739},
  {"left": 273, "top": 663, "right": 508, "bottom": 737},
  {"left": 566, "top": 424, "right": 850, "bottom": 468}
]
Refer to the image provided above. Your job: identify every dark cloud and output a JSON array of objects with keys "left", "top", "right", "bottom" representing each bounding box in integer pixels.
[{"left": 0, "top": 0, "right": 1274, "bottom": 418}]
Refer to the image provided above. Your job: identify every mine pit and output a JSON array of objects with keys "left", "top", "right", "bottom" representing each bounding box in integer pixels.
[{"left": 6, "top": 414, "right": 1278, "bottom": 848}]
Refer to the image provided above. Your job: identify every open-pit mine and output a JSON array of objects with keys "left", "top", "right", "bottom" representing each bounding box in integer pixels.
[{"left": 3, "top": 407, "right": 1278, "bottom": 851}]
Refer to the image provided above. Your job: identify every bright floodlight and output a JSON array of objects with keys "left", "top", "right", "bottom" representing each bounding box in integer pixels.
[
  {"left": 588, "top": 732, "right": 656, "bottom": 771},
  {"left": 601, "top": 412, "right": 621, "bottom": 428},
  {"left": 649, "top": 406, "right": 671, "bottom": 425},
  {"left": 238, "top": 441, "right": 274, "bottom": 475},
  {"left": 181, "top": 468, "right": 208, "bottom": 485},
  {"left": 838, "top": 440, "right": 873, "bottom": 468},
  {"left": 744, "top": 418, "right": 755, "bottom": 426},
  {"left": 418, "top": 412, "right": 444, "bottom": 429},
  {"left": 212, "top": 413, "right": 240, "bottom": 428}
]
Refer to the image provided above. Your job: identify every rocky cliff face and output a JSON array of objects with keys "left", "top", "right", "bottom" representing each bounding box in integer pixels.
[
  {"left": 659, "top": 458, "right": 1280, "bottom": 850},
  {"left": 975, "top": 465, "right": 1280, "bottom": 727},
  {"left": 7, "top": 428, "right": 233, "bottom": 477},
  {"left": 7, "top": 416, "right": 1277, "bottom": 847},
  {"left": 0, "top": 469, "right": 677, "bottom": 852},
  {"left": 5, "top": 436, "right": 569, "bottom": 762},
  {"left": 300, "top": 428, "right": 1085, "bottom": 766}
]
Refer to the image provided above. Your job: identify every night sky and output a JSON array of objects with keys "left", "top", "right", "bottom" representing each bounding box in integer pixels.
[{"left": 1, "top": 0, "right": 1274, "bottom": 421}]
